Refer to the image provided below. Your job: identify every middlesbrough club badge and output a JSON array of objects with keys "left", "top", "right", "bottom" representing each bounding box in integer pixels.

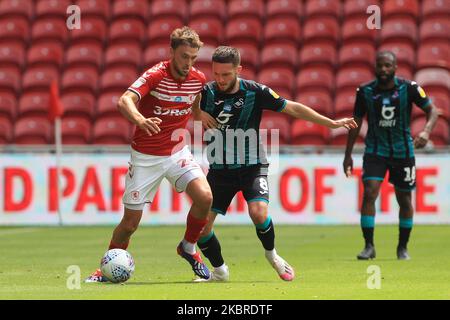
[{"left": 131, "top": 191, "right": 140, "bottom": 201}]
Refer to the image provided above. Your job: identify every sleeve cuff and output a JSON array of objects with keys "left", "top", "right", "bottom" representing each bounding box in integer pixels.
[
  {"left": 127, "top": 88, "right": 142, "bottom": 102},
  {"left": 277, "top": 100, "right": 287, "bottom": 112}
]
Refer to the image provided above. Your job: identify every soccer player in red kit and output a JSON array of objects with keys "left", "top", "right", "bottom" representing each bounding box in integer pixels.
[{"left": 86, "top": 27, "right": 212, "bottom": 282}]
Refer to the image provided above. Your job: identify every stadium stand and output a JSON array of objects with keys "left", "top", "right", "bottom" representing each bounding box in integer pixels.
[{"left": 0, "top": 0, "right": 448, "bottom": 146}]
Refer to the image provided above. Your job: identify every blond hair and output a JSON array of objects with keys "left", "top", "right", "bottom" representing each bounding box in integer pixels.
[{"left": 170, "top": 26, "right": 204, "bottom": 49}]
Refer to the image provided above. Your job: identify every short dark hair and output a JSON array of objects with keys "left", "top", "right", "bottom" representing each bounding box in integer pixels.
[
  {"left": 376, "top": 50, "right": 397, "bottom": 65},
  {"left": 170, "top": 26, "right": 203, "bottom": 50},
  {"left": 212, "top": 46, "right": 241, "bottom": 66}
]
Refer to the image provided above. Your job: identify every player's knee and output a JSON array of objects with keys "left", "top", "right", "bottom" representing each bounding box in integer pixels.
[
  {"left": 363, "top": 188, "right": 379, "bottom": 203},
  {"left": 248, "top": 202, "right": 268, "bottom": 224},
  {"left": 194, "top": 189, "right": 213, "bottom": 210}
]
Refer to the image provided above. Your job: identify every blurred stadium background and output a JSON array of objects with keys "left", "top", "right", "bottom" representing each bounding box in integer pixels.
[{"left": 0, "top": 0, "right": 449, "bottom": 226}]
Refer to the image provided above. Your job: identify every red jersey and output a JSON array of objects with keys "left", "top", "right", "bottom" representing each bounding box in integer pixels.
[{"left": 127, "top": 61, "right": 206, "bottom": 155}]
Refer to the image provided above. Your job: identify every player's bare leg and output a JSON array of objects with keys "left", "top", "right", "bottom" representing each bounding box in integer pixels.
[
  {"left": 196, "top": 211, "right": 229, "bottom": 282},
  {"left": 177, "top": 177, "right": 213, "bottom": 279},
  {"left": 248, "top": 201, "right": 295, "bottom": 281},
  {"left": 86, "top": 207, "right": 143, "bottom": 282},
  {"left": 395, "top": 189, "right": 413, "bottom": 260},
  {"left": 357, "top": 180, "right": 382, "bottom": 260}
]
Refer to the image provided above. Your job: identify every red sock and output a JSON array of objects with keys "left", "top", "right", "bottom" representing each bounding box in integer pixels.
[
  {"left": 109, "top": 240, "right": 129, "bottom": 250},
  {"left": 184, "top": 213, "right": 208, "bottom": 244}
]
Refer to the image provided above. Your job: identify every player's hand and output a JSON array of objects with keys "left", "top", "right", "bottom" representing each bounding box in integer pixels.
[
  {"left": 343, "top": 156, "right": 353, "bottom": 178},
  {"left": 200, "top": 111, "right": 218, "bottom": 129},
  {"left": 138, "top": 117, "right": 162, "bottom": 136},
  {"left": 414, "top": 131, "right": 430, "bottom": 149},
  {"left": 331, "top": 118, "right": 358, "bottom": 130}
]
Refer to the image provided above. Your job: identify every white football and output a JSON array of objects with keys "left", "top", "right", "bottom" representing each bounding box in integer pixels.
[{"left": 100, "top": 249, "right": 135, "bottom": 283}]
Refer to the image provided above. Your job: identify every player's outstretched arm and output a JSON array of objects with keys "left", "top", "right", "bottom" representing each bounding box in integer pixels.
[
  {"left": 343, "top": 117, "right": 363, "bottom": 177},
  {"left": 282, "top": 100, "right": 358, "bottom": 130},
  {"left": 414, "top": 103, "right": 440, "bottom": 149},
  {"left": 117, "top": 90, "right": 161, "bottom": 136}
]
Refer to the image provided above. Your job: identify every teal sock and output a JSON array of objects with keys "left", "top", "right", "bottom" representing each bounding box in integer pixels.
[
  {"left": 255, "top": 216, "right": 275, "bottom": 251},
  {"left": 360, "top": 215, "right": 375, "bottom": 246},
  {"left": 399, "top": 217, "right": 413, "bottom": 248}
]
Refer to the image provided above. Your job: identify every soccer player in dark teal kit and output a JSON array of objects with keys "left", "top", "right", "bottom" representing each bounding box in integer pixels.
[
  {"left": 194, "top": 46, "right": 357, "bottom": 281},
  {"left": 344, "top": 51, "right": 440, "bottom": 260}
]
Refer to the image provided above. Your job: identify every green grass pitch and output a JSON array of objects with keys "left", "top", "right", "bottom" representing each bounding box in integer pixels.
[{"left": 1, "top": 225, "right": 449, "bottom": 300}]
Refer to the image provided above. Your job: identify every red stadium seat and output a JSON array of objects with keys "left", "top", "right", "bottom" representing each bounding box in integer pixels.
[
  {"left": 143, "top": 45, "right": 171, "bottom": 69},
  {"left": 189, "top": 17, "right": 224, "bottom": 47},
  {"left": 0, "top": 92, "right": 16, "bottom": 120},
  {"left": 239, "top": 68, "right": 256, "bottom": 82},
  {"left": 189, "top": 0, "right": 226, "bottom": 21},
  {"left": 396, "top": 65, "right": 414, "bottom": 80},
  {"left": 417, "top": 42, "right": 449, "bottom": 70},
  {"left": 105, "top": 43, "right": 142, "bottom": 70},
  {"left": 299, "top": 42, "right": 337, "bottom": 68},
  {"left": 151, "top": 0, "right": 188, "bottom": 22},
  {"left": 264, "top": 17, "right": 301, "bottom": 46},
  {"left": 0, "top": 67, "right": 20, "bottom": 95},
  {"left": 61, "top": 66, "right": 98, "bottom": 94},
  {"left": 336, "top": 66, "right": 373, "bottom": 92},
  {"left": 296, "top": 66, "right": 334, "bottom": 94},
  {"left": 147, "top": 17, "right": 184, "bottom": 45},
  {"left": 421, "top": 0, "right": 450, "bottom": 19},
  {"left": 423, "top": 88, "right": 449, "bottom": 120},
  {"left": 112, "top": 0, "right": 148, "bottom": 22},
  {"left": 32, "top": 18, "right": 69, "bottom": 44},
  {"left": 257, "top": 68, "right": 295, "bottom": 95},
  {"left": 266, "top": 0, "right": 303, "bottom": 20},
  {"left": 195, "top": 44, "right": 215, "bottom": 66},
  {"left": 290, "top": 120, "right": 330, "bottom": 145},
  {"left": 69, "top": 17, "right": 107, "bottom": 45},
  {"left": 99, "top": 66, "right": 137, "bottom": 92},
  {"left": 303, "top": 17, "right": 339, "bottom": 45},
  {"left": 62, "top": 116, "right": 91, "bottom": 144},
  {"left": 378, "top": 42, "right": 416, "bottom": 71},
  {"left": 0, "top": 17, "right": 29, "bottom": 45},
  {"left": 335, "top": 89, "right": 357, "bottom": 119},
  {"left": 341, "top": 17, "right": 379, "bottom": 44},
  {"left": 260, "top": 112, "right": 291, "bottom": 145},
  {"left": 420, "top": 18, "right": 450, "bottom": 43},
  {"left": 296, "top": 89, "right": 333, "bottom": 118},
  {"left": 380, "top": 17, "right": 418, "bottom": 46},
  {"left": 22, "top": 66, "right": 59, "bottom": 92},
  {"left": 97, "top": 92, "right": 122, "bottom": 118},
  {"left": 383, "top": 0, "right": 419, "bottom": 20},
  {"left": 76, "top": 0, "right": 110, "bottom": 21},
  {"left": 18, "top": 91, "right": 50, "bottom": 118},
  {"left": 225, "top": 17, "right": 262, "bottom": 47},
  {"left": 305, "top": 0, "right": 341, "bottom": 19},
  {"left": 260, "top": 44, "right": 298, "bottom": 70},
  {"left": 339, "top": 42, "right": 375, "bottom": 69},
  {"left": 415, "top": 68, "right": 450, "bottom": 92},
  {"left": 14, "top": 116, "right": 52, "bottom": 145},
  {"left": 61, "top": 91, "right": 96, "bottom": 120},
  {"left": 343, "top": 0, "right": 380, "bottom": 18},
  {"left": 0, "top": 43, "right": 25, "bottom": 70},
  {"left": 27, "top": 42, "right": 64, "bottom": 68},
  {"left": 109, "top": 18, "right": 146, "bottom": 45},
  {"left": 0, "top": 0, "right": 33, "bottom": 20},
  {"left": 233, "top": 43, "right": 259, "bottom": 70},
  {"left": 36, "top": 0, "right": 71, "bottom": 19},
  {"left": 0, "top": 116, "right": 12, "bottom": 144},
  {"left": 65, "top": 43, "right": 103, "bottom": 69},
  {"left": 92, "top": 116, "right": 131, "bottom": 144},
  {"left": 411, "top": 117, "right": 449, "bottom": 146},
  {"left": 228, "top": 0, "right": 264, "bottom": 20}
]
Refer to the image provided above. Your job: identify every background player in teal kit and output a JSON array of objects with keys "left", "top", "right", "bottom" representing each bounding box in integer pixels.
[
  {"left": 344, "top": 51, "right": 440, "bottom": 260},
  {"left": 194, "top": 46, "right": 357, "bottom": 281}
]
